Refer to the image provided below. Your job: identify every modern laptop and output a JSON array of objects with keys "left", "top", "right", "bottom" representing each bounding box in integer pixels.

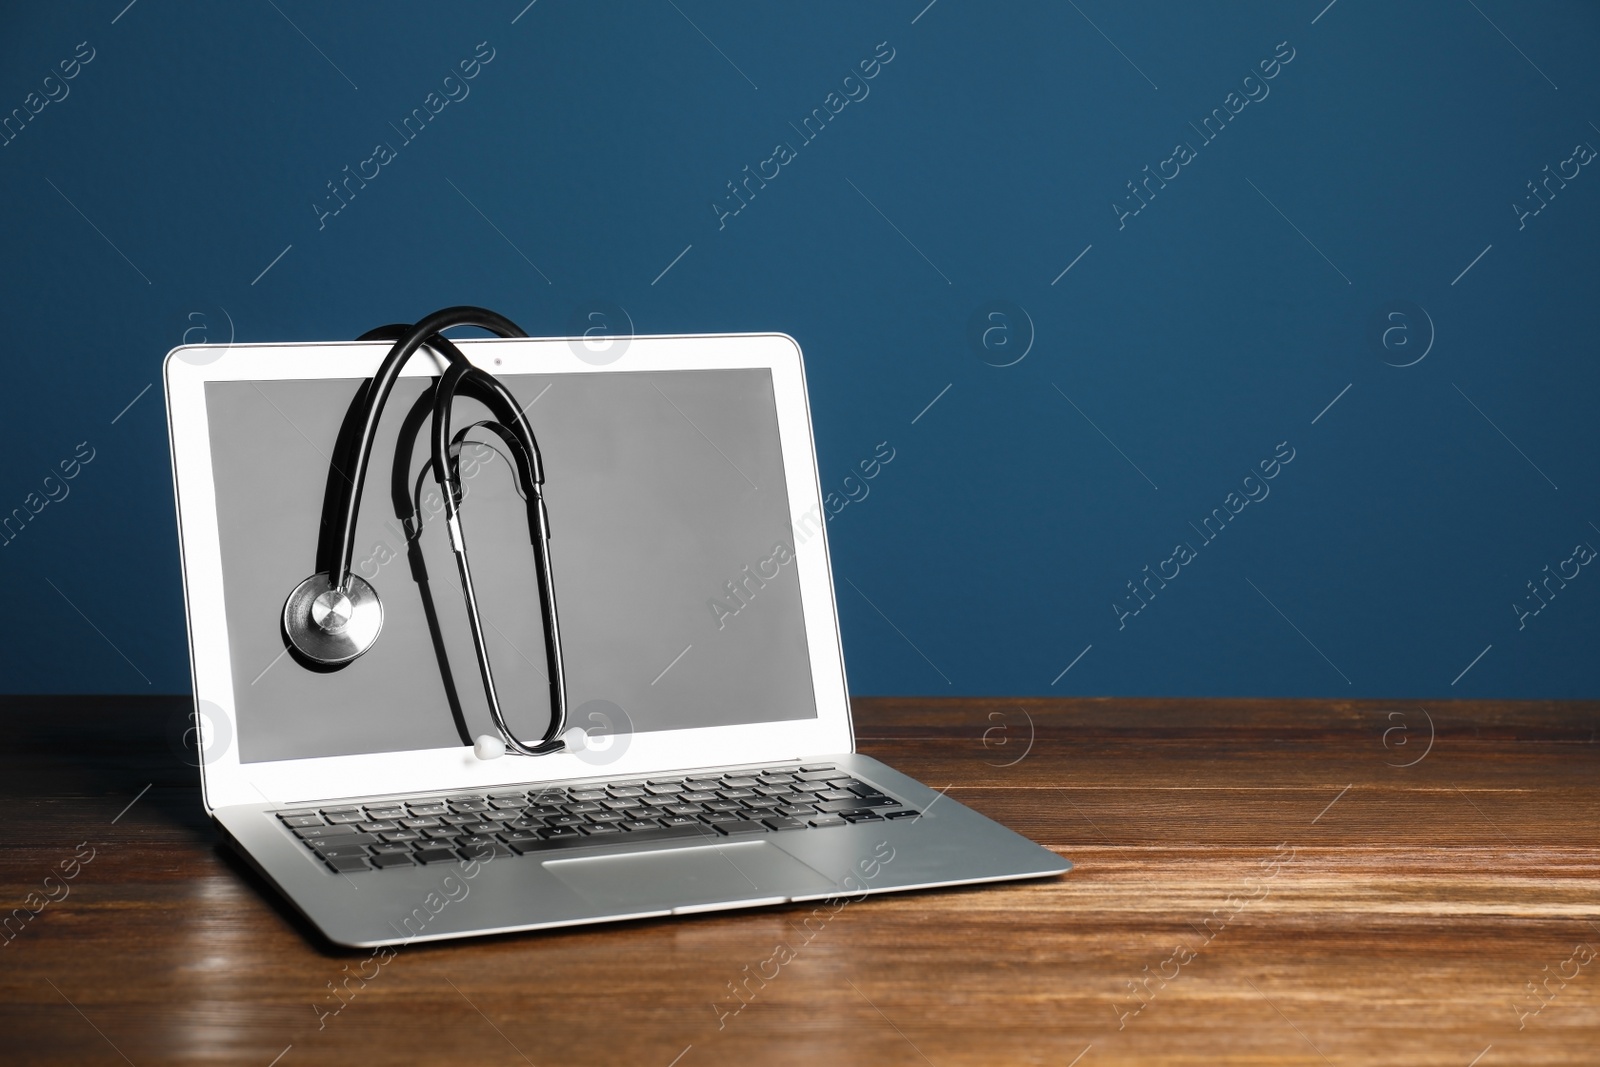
[{"left": 164, "top": 329, "right": 1069, "bottom": 946}]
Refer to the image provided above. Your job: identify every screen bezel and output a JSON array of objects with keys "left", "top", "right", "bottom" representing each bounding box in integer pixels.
[{"left": 165, "top": 333, "right": 853, "bottom": 812}]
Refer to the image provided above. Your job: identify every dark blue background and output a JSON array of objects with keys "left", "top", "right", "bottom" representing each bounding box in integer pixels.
[{"left": 2, "top": 1, "right": 1596, "bottom": 698}]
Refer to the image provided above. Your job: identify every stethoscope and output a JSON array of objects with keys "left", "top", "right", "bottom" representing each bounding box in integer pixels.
[{"left": 281, "top": 307, "right": 567, "bottom": 759}]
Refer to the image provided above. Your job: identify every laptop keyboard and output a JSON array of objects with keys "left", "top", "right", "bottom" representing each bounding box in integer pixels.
[{"left": 275, "top": 763, "right": 923, "bottom": 873}]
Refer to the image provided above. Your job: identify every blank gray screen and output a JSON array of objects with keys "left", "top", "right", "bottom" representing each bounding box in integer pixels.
[{"left": 204, "top": 368, "right": 817, "bottom": 764}]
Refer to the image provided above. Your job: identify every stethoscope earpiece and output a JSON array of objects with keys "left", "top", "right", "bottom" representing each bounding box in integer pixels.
[
  {"left": 472, "top": 727, "right": 586, "bottom": 762},
  {"left": 282, "top": 572, "right": 384, "bottom": 666}
]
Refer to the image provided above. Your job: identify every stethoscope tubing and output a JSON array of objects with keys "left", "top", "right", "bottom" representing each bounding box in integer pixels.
[{"left": 433, "top": 359, "right": 567, "bottom": 756}]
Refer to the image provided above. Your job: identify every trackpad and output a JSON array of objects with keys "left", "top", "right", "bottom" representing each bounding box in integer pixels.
[{"left": 544, "top": 840, "right": 835, "bottom": 913}]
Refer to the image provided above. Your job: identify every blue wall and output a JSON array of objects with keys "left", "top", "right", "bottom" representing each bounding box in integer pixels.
[{"left": 2, "top": 1, "right": 1597, "bottom": 698}]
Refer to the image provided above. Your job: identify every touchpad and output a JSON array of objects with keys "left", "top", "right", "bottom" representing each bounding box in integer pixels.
[{"left": 544, "top": 840, "right": 835, "bottom": 913}]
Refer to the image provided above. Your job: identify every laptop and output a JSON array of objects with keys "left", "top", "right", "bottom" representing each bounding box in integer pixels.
[{"left": 164, "top": 329, "right": 1069, "bottom": 946}]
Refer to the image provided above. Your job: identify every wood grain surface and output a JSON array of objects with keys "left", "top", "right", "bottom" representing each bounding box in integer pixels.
[{"left": 0, "top": 695, "right": 1596, "bottom": 1066}]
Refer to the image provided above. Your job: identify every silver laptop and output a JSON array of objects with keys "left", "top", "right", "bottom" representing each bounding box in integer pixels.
[{"left": 165, "top": 329, "right": 1068, "bottom": 947}]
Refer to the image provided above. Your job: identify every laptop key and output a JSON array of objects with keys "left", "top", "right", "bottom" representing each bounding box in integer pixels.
[
  {"left": 501, "top": 828, "right": 542, "bottom": 842},
  {"left": 621, "top": 819, "right": 661, "bottom": 831},
  {"left": 884, "top": 809, "right": 921, "bottom": 820},
  {"left": 616, "top": 823, "right": 716, "bottom": 842},
  {"left": 539, "top": 825, "right": 584, "bottom": 839},
  {"left": 280, "top": 815, "right": 324, "bottom": 828},
  {"left": 412, "top": 847, "right": 461, "bottom": 865},
  {"left": 842, "top": 810, "right": 884, "bottom": 822},
  {"left": 514, "top": 821, "right": 719, "bottom": 853},
  {"left": 401, "top": 817, "right": 441, "bottom": 829},
  {"left": 506, "top": 835, "right": 574, "bottom": 854},
  {"left": 817, "top": 798, "right": 880, "bottom": 813},
  {"left": 761, "top": 816, "right": 806, "bottom": 832},
  {"left": 807, "top": 815, "right": 847, "bottom": 827},
  {"left": 315, "top": 833, "right": 379, "bottom": 849},
  {"left": 368, "top": 852, "right": 415, "bottom": 869},
  {"left": 381, "top": 830, "right": 423, "bottom": 843},
  {"left": 716, "top": 820, "right": 771, "bottom": 835},
  {"left": 323, "top": 811, "right": 366, "bottom": 824},
  {"left": 357, "top": 821, "right": 399, "bottom": 833},
  {"left": 315, "top": 844, "right": 374, "bottom": 859},
  {"left": 325, "top": 855, "right": 371, "bottom": 873},
  {"left": 295, "top": 824, "right": 357, "bottom": 839}
]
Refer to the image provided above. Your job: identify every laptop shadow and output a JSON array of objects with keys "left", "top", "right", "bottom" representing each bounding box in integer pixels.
[{"left": 0, "top": 693, "right": 214, "bottom": 842}]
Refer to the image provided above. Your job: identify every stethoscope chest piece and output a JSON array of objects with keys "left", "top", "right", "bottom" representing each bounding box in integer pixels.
[{"left": 283, "top": 572, "right": 384, "bottom": 666}]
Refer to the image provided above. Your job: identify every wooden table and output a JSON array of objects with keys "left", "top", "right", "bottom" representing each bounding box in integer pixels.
[{"left": 1, "top": 696, "right": 1596, "bottom": 1066}]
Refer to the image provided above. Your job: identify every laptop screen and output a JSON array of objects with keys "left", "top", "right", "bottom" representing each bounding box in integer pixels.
[{"left": 204, "top": 367, "right": 817, "bottom": 764}]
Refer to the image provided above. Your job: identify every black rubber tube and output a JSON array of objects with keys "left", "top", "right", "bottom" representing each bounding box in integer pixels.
[{"left": 330, "top": 306, "right": 525, "bottom": 590}]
